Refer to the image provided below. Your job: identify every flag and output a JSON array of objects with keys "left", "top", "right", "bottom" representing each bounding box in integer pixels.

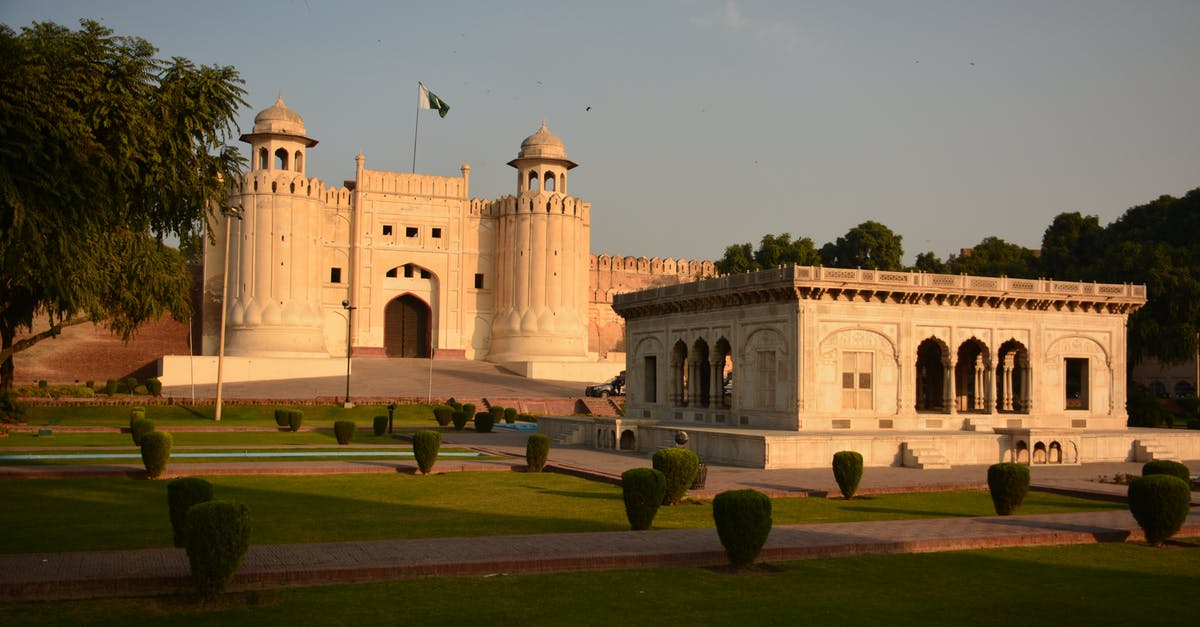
[{"left": 419, "top": 83, "right": 450, "bottom": 118}]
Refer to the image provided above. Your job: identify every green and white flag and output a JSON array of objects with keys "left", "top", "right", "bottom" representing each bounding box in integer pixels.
[{"left": 419, "top": 83, "right": 450, "bottom": 118}]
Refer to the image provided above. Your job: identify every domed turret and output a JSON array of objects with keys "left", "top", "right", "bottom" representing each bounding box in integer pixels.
[
  {"left": 241, "top": 94, "right": 317, "bottom": 173},
  {"left": 251, "top": 94, "right": 309, "bottom": 137}
]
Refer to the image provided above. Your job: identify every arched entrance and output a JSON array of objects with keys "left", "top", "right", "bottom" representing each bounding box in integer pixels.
[{"left": 384, "top": 295, "right": 430, "bottom": 357}]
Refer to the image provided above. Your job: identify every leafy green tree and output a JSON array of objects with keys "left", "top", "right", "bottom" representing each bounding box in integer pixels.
[
  {"left": 819, "top": 221, "right": 904, "bottom": 270},
  {"left": 715, "top": 242, "right": 758, "bottom": 275},
  {"left": 0, "top": 20, "right": 246, "bottom": 392},
  {"left": 946, "top": 236, "right": 1039, "bottom": 278},
  {"left": 1038, "top": 212, "right": 1103, "bottom": 280},
  {"left": 912, "top": 251, "right": 949, "bottom": 274},
  {"left": 754, "top": 233, "right": 820, "bottom": 269}
]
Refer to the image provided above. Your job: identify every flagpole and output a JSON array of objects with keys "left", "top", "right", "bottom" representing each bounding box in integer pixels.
[{"left": 412, "top": 82, "right": 421, "bottom": 173}]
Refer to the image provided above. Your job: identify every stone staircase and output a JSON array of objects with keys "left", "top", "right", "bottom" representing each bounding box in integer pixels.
[
  {"left": 902, "top": 442, "right": 951, "bottom": 469},
  {"left": 550, "top": 422, "right": 587, "bottom": 446},
  {"left": 579, "top": 397, "right": 623, "bottom": 417},
  {"left": 1133, "top": 439, "right": 1176, "bottom": 462},
  {"left": 446, "top": 397, "right": 489, "bottom": 411}
]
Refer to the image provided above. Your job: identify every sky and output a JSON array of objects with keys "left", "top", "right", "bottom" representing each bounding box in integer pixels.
[{"left": 4, "top": 0, "right": 1198, "bottom": 264}]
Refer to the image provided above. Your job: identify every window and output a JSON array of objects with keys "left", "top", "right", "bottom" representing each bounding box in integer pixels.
[
  {"left": 431, "top": 227, "right": 442, "bottom": 238},
  {"left": 406, "top": 227, "right": 418, "bottom": 238},
  {"left": 420, "top": 268, "right": 431, "bottom": 279},
  {"left": 841, "top": 351, "right": 873, "bottom": 410},
  {"left": 644, "top": 356, "right": 657, "bottom": 402},
  {"left": 474, "top": 273, "right": 484, "bottom": 289},
  {"left": 386, "top": 267, "right": 398, "bottom": 278},
  {"left": 382, "top": 225, "right": 393, "bottom": 236},
  {"left": 1065, "top": 358, "right": 1088, "bottom": 410},
  {"left": 329, "top": 267, "right": 342, "bottom": 283},
  {"left": 404, "top": 264, "right": 414, "bottom": 278}
]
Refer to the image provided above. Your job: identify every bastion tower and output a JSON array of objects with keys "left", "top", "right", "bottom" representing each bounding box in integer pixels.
[
  {"left": 487, "top": 122, "right": 590, "bottom": 363},
  {"left": 221, "top": 96, "right": 328, "bottom": 356}
]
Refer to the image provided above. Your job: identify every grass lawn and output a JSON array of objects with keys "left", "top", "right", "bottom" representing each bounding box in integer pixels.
[
  {"left": 0, "top": 431, "right": 422, "bottom": 448},
  {"left": 0, "top": 541, "right": 1196, "bottom": 626},
  {"left": 0, "top": 446, "right": 488, "bottom": 466},
  {"left": 0, "top": 473, "right": 1122, "bottom": 554},
  {"left": 22, "top": 403, "right": 442, "bottom": 427}
]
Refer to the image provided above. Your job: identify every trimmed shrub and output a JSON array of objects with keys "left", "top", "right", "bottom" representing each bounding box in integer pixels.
[
  {"left": 130, "top": 417, "right": 155, "bottom": 446},
  {"left": 503, "top": 407, "right": 518, "bottom": 424},
  {"left": 987, "top": 462, "right": 1031, "bottom": 515},
  {"left": 373, "top": 415, "right": 388, "bottom": 436},
  {"left": 451, "top": 410, "right": 468, "bottom": 431},
  {"left": 129, "top": 407, "right": 146, "bottom": 425},
  {"left": 85, "top": 380, "right": 94, "bottom": 389},
  {"left": 652, "top": 447, "right": 700, "bottom": 505},
  {"left": 489, "top": 406, "right": 505, "bottom": 423},
  {"left": 185, "top": 500, "right": 251, "bottom": 598},
  {"left": 104, "top": 379, "right": 118, "bottom": 395},
  {"left": 621, "top": 468, "right": 667, "bottom": 530},
  {"left": 333, "top": 420, "right": 356, "bottom": 445},
  {"left": 123, "top": 377, "right": 139, "bottom": 394},
  {"left": 474, "top": 411, "right": 495, "bottom": 433},
  {"left": 412, "top": 430, "right": 441, "bottom": 474},
  {"left": 1142, "top": 460, "right": 1191, "bottom": 482},
  {"left": 462, "top": 403, "right": 476, "bottom": 423},
  {"left": 432, "top": 405, "right": 453, "bottom": 426},
  {"left": 1128, "top": 474, "right": 1191, "bottom": 546},
  {"left": 167, "top": 477, "right": 213, "bottom": 547},
  {"left": 37, "top": 379, "right": 47, "bottom": 388},
  {"left": 449, "top": 400, "right": 463, "bottom": 411},
  {"left": 140, "top": 431, "right": 173, "bottom": 479},
  {"left": 526, "top": 433, "right": 550, "bottom": 472},
  {"left": 712, "top": 489, "right": 773, "bottom": 569},
  {"left": 832, "top": 451, "right": 864, "bottom": 499},
  {"left": 287, "top": 410, "right": 303, "bottom": 432},
  {"left": 146, "top": 378, "right": 162, "bottom": 397},
  {"left": 274, "top": 408, "right": 289, "bottom": 427}
]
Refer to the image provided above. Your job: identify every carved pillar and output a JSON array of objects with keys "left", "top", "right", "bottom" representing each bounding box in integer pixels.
[
  {"left": 1002, "top": 353, "right": 1015, "bottom": 411},
  {"left": 948, "top": 358, "right": 958, "bottom": 414},
  {"left": 1020, "top": 355, "right": 1032, "bottom": 413},
  {"left": 973, "top": 355, "right": 985, "bottom": 411},
  {"left": 711, "top": 360, "right": 723, "bottom": 408}
]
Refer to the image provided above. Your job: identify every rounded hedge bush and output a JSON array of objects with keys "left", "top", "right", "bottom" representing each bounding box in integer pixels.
[
  {"left": 713, "top": 489, "right": 773, "bottom": 569},
  {"left": 652, "top": 447, "right": 700, "bottom": 505},
  {"left": 373, "top": 415, "right": 388, "bottom": 436},
  {"left": 146, "top": 378, "right": 163, "bottom": 397},
  {"left": 129, "top": 407, "right": 146, "bottom": 425},
  {"left": 412, "top": 430, "right": 441, "bottom": 475},
  {"left": 503, "top": 408, "right": 518, "bottom": 424},
  {"left": 1128, "top": 474, "right": 1191, "bottom": 546},
  {"left": 451, "top": 410, "right": 467, "bottom": 431},
  {"left": 104, "top": 379, "right": 118, "bottom": 395},
  {"left": 130, "top": 417, "right": 155, "bottom": 446},
  {"left": 489, "top": 406, "right": 505, "bottom": 423},
  {"left": 526, "top": 433, "right": 550, "bottom": 472},
  {"left": 987, "top": 462, "right": 1031, "bottom": 515},
  {"left": 462, "top": 403, "right": 476, "bottom": 422},
  {"left": 333, "top": 420, "right": 356, "bottom": 445},
  {"left": 474, "top": 411, "right": 495, "bottom": 433},
  {"left": 432, "top": 405, "right": 453, "bottom": 426},
  {"left": 287, "top": 410, "right": 303, "bottom": 432},
  {"left": 832, "top": 450, "right": 864, "bottom": 499},
  {"left": 140, "top": 431, "right": 173, "bottom": 479},
  {"left": 168, "top": 477, "right": 214, "bottom": 547},
  {"left": 274, "top": 409, "right": 289, "bottom": 427},
  {"left": 1142, "top": 460, "right": 1191, "bottom": 483},
  {"left": 185, "top": 500, "right": 251, "bottom": 598},
  {"left": 622, "top": 468, "right": 667, "bottom": 530}
]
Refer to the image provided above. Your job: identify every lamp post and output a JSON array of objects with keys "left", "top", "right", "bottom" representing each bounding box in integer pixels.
[
  {"left": 214, "top": 208, "right": 242, "bottom": 421},
  {"left": 341, "top": 299, "right": 356, "bottom": 408}
]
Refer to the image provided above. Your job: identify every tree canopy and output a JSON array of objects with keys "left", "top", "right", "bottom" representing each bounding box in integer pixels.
[
  {"left": 0, "top": 20, "right": 246, "bottom": 391},
  {"left": 946, "top": 236, "right": 1040, "bottom": 278},
  {"left": 819, "top": 221, "right": 904, "bottom": 271}
]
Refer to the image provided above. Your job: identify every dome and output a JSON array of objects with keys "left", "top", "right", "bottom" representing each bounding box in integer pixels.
[
  {"left": 517, "top": 120, "right": 568, "bottom": 160},
  {"left": 251, "top": 94, "right": 306, "bottom": 136}
]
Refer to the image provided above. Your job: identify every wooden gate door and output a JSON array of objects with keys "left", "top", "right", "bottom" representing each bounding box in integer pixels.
[{"left": 384, "top": 295, "right": 430, "bottom": 357}]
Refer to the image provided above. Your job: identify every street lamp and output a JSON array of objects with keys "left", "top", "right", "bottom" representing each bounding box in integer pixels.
[
  {"left": 341, "top": 299, "right": 356, "bottom": 408},
  {"left": 214, "top": 207, "right": 242, "bottom": 421}
]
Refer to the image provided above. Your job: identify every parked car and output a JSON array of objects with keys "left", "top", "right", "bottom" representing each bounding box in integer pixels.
[{"left": 585, "top": 373, "right": 625, "bottom": 398}]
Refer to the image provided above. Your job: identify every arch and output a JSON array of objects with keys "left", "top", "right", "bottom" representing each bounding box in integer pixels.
[
  {"left": 619, "top": 429, "right": 636, "bottom": 451},
  {"left": 383, "top": 294, "right": 430, "bottom": 357},
  {"left": 1014, "top": 440, "right": 1029, "bottom": 464},
  {"left": 543, "top": 171, "right": 556, "bottom": 192},
  {"left": 955, "top": 337, "right": 991, "bottom": 413},
  {"left": 274, "top": 147, "right": 289, "bottom": 170},
  {"left": 692, "top": 338, "right": 712, "bottom": 408},
  {"left": 672, "top": 340, "right": 689, "bottom": 407},
  {"left": 1032, "top": 441, "right": 1047, "bottom": 464},
  {"left": 293, "top": 151, "right": 303, "bottom": 172},
  {"left": 1151, "top": 381, "right": 1168, "bottom": 398},
  {"left": 818, "top": 326, "right": 897, "bottom": 360},
  {"left": 527, "top": 170, "right": 539, "bottom": 192},
  {"left": 916, "top": 337, "right": 950, "bottom": 412},
  {"left": 258, "top": 147, "right": 269, "bottom": 170},
  {"left": 997, "top": 339, "right": 1031, "bottom": 413},
  {"left": 1048, "top": 441, "right": 1062, "bottom": 464},
  {"left": 715, "top": 337, "right": 733, "bottom": 409},
  {"left": 1174, "top": 380, "right": 1195, "bottom": 398}
]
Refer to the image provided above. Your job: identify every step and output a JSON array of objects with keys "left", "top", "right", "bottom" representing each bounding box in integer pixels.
[
  {"left": 903, "top": 445, "right": 951, "bottom": 470},
  {"left": 1134, "top": 439, "right": 1176, "bottom": 462}
]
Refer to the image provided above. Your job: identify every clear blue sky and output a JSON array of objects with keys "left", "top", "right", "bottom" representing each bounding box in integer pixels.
[{"left": 4, "top": 1, "right": 1198, "bottom": 264}]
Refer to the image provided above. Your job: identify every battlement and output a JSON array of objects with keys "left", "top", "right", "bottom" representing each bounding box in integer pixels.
[
  {"left": 591, "top": 254, "right": 716, "bottom": 278},
  {"left": 359, "top": 168, "right": 465, "bottom": 199},
  {"left": 486, "top": 194, "right": 589, "bottom": 219}
]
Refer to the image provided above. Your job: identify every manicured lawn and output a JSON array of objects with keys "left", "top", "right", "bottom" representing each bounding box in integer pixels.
[
  {"left": 0, "top": 541, "right": 1196, "bottom": 626},
  {"left": 23, "top": 403, "right": 441, "bottom": 427},
  {"left": 0, "top": 473, "right": 1121, "bottom": 554},
  {"left": 0, "top": 447, "right": 487, "bottom": 466},
  {"left": 0, "top": 431, "right": 419, "bottom": 448}
]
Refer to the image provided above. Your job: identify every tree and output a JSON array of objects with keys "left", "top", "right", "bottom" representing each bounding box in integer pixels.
[
  {"left": 820, "top": 221, "right": 904, "bottom": 270},
  {"left": 714, "top": 233, "right": 819, "bottom": 275},
  {"left": 715, "top": 242, "right": 757, "bottom": 275},
  {"left": 912, "top": 251, "right": 949, "bottom": 274},
  {"left": 0, "top": 20, "right": 246, "bottom": 392},
  {"left": 946, "top": 236, "right": 1039, "bottom": 278},
  {"left": 1038, "top": 212, "right": 1103, "bottom": 280}
]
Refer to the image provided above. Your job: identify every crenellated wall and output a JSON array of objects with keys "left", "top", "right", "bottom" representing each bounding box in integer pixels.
[{"left": 587, "top": 254, "right": 716, "bottom": 356}]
